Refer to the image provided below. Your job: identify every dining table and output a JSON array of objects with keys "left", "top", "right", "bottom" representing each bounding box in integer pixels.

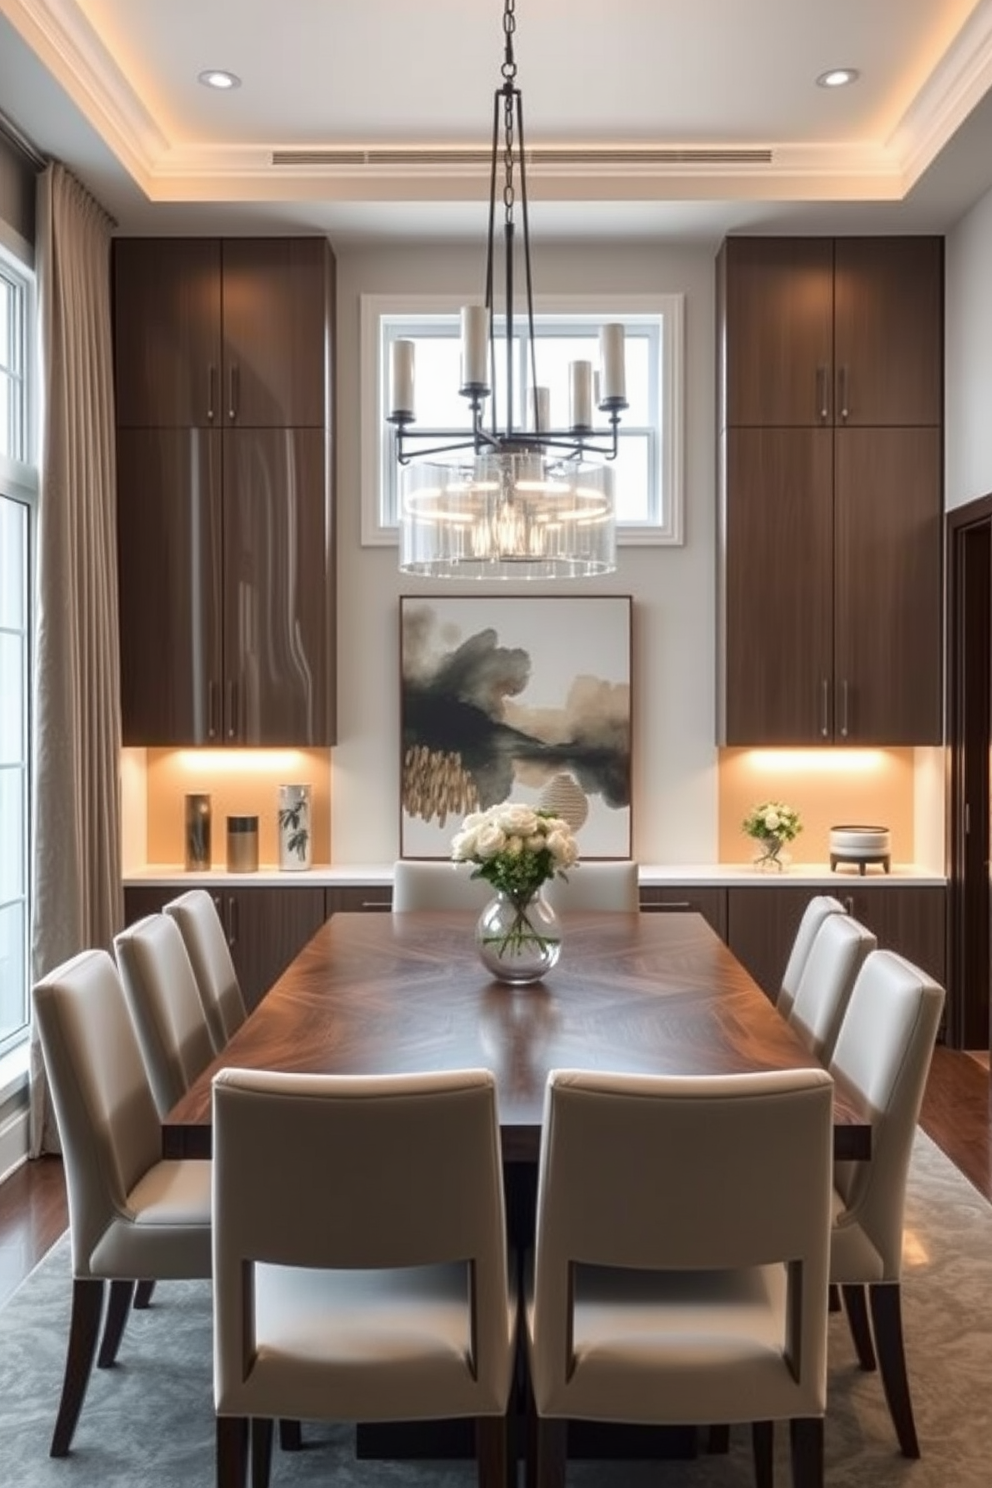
[{"left": 163, "top": 907, "right": 871, "bottom": 1163}]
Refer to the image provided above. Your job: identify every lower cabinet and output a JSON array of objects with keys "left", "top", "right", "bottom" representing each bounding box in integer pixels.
[
  {"left": 123, "top": 885, "right": 327, "bottom": 1011},
  {"left": 726, "top": 884, "right": 946, "bottom": 1003},
  {"left": 325, "top": 886, "right": 392, "bottom": 915},
  {"left": 638, "top": 886, "right": 727, "bottom": 939}
]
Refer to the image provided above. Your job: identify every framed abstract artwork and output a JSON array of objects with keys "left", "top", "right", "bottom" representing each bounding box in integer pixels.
[{"left": 400, "top": 596, "right": 632, "bottom": 858}]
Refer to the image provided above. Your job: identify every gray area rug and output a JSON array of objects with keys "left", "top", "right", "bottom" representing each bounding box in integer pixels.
[{"left": 1, "top": 1130, "right": 989, "bottom": 1486}]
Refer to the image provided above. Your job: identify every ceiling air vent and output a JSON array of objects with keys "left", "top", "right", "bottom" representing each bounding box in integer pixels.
[{"left": 271, "top": 146, "right": 773, "bottom": 169}]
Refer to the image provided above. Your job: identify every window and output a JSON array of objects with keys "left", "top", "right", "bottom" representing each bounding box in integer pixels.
[
  {"left": 0, "top": 245, "right": 36, "bottom": 1058},
  {"left": 361, "top": 294, "right": 683, "bottom": 547}
]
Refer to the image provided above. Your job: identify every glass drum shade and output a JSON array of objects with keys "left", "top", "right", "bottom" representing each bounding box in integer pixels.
[{"left": 399, "top": 451, "right": 616, "bottom": 580}]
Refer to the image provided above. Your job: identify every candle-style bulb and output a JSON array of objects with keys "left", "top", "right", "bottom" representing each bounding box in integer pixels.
[{"left": 389, "top": 339, "right": 415, "bottom": 422}]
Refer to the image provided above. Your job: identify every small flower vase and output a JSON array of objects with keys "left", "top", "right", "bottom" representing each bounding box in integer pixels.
[
  {"left": 753, "top": 836, "right": 788, "bottom": 871},
  {"left": 277, "top": 784, "right": 312, "bottom": 870},
  {"left": 476, "top": 888, "right": 562, "bottom": 985}
]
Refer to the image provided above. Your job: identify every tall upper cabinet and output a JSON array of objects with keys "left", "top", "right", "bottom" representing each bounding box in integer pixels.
[
  {"left": 716, "top": 236, "right": 943, "bottom": 746},
  {"left": 113, "top": 237, "right": 336, "bottom": 746}
]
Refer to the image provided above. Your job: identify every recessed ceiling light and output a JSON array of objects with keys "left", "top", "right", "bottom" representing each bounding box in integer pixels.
[
  {"left": 816, "top": 67, "right": 860, "bottom": 89},
  {"left": 198, "top": 69, "right": 241, "bottom": 90}
]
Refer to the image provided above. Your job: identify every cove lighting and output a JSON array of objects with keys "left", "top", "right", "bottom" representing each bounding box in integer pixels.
[
  {"left": 176, "top": 750, "right": 308, "bottom": 775},
  {"left": 745, "top": 750, "right": 888, "bottom": 775}
]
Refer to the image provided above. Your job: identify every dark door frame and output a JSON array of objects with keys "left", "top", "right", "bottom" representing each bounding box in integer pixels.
[{"left": 946, "top": 493, "right": 992, "bottom": 1050}]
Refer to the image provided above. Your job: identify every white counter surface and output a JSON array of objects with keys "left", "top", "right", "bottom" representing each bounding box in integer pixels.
[{"left": 124, "top": 862, "right": 946, "bottom": 889}]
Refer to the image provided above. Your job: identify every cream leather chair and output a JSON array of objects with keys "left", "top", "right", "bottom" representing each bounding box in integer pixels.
[
  {"left": 525, "top": 1067, "right": 835, "bottom": 1488},
  {"left": 828, "top": 949, "right": 945, "bottom": 1458},
  {"left": 542, "top": 860, "right": 639, "bottom": 914},
  {"left": 787, "top": 912, "right": 877, "bottom": 1064},
  {"left": 211, "top": 1066, "right": 517, "bottom": 1488},
  {"left": 114, "top": 913, "right": 217, "bottom": 1119},
  {"left": 778, "top": 895, "right": 847, "bottom": 1014},
  {"left": 32, "top": 949, "right": 212, "bottom": 1457},
  {"left": 391, "top": 859, "right": 493, "bottom": 912},
  {"left": 164, "top": 889, "right": 247, "bottom": 1053}
]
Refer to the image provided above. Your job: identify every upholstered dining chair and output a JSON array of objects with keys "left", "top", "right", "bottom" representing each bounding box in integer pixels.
[
  {"left": 31, "top": 949, "right": 212, "bottom": 1457},
  {"left": 786, "top": 912, "right": 877, "bottom": 1064},
  {"left": 391, "top": 858, "right": 493, "bottom": 912},
  {"left": 827, "top": 949, "right": 945, "bottom": 1458},
  {"left": 777, "top": 894, "right": 847, "bottom": 1014},
  {"left": 114, "top": 913, "right": 217, "bottom": 1119},
  {"left": 525, "top": 1066, "right": 835, "bottom": 1488},
  {"left": 543, "top": 860, "right": 639, "bottom": 913},
  {"left": 163, "top": 888, "right": 247, "bottom": 1053},
  {"left": 211, "top": 1066, "right": 517, "bottom": 1488}
]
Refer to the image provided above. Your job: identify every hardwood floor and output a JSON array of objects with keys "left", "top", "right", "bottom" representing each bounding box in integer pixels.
[{"left": 0, "top": 1048, "right": 989, "bottom": 1307}]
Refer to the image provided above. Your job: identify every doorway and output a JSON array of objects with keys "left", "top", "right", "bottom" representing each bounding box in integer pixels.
[{"left": 947, "top": 496, "right": 992, "bottom": 1051}]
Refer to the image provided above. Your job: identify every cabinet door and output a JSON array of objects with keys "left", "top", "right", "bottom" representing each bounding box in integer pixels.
[
  {"left": 223, "top": 886, "right": 326, "bottom": 1010},
  {"left": 221, "top": 428, "right": 331, "bottom": 745},
  {"left": 117, "top": 428, "right": 224, "bottom": 745},
  {"left": 722, "top": 428, "right": 834, "bottom": 743},
  {"left": 639, "top": 886, "right": 727, "bottom": 938},
  {"left": 325, "top": 886, "right": 393, "bottom": 914},
  {"left": 726, "top": 887, "right": 818, "bottom": 1001},
  {"left": 833, "top": 239, "right": 943, "bottom": 428},
  {"left": 220, "top": 239, "right": 329, "bottom": 428},
  {"left": 834, "top": 427, "right": 942, "bottom": 744},
  {"left": 114, "top": 239, "right": 222, "bottom": 428},
  {"left": 835, "top": 885, "right": 946, "bottom": 987},
  {"left": 720, "top": 238, "right": 834, "bottom": 427}
]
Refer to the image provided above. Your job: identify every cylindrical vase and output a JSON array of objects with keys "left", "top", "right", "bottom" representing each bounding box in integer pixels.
[{"left": 278, "top": 784, "right": 312, "bottom": 870}]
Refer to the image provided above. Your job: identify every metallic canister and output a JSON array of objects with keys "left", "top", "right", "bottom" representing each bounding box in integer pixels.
[{"left": 226, "top": 815, "right": 259, "bottom": 873}]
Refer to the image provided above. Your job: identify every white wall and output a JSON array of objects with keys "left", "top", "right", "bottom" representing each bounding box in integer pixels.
[
  {"left": 331, "top": 240, "right": 720, "bottom": 864},
  {"left": 946, "top": 183, "right": 992, "bottom": 510}
]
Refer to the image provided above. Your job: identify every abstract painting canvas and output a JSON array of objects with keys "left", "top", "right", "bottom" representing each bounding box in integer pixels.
[{"left": 400, "top": 596, "right": 632, "bottom": 858}]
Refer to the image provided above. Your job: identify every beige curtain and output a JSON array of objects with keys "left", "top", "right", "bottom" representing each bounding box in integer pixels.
[{"left": 29, "top": 162, "right": 122, "bottom": 1155}]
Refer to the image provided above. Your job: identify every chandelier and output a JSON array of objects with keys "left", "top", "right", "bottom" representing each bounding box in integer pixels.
[{"left": 388, "top": 0, "right": 627, "bottom": 579}]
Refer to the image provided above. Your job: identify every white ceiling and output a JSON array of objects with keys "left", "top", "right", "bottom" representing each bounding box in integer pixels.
[{"left": 3, "top": 0, "right": 992, "bottom": 242}]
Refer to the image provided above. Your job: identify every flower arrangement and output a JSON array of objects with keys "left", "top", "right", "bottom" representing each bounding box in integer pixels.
[
  {"left": 451, "top": 802, "right": 579, "bottom": 898},
  {"left": 742, "top": 801, "right": 802, "bottom": 870}
]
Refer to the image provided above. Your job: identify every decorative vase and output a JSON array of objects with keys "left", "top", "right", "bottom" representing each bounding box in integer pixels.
[
  {"left": 278, "top": 784, "right": 312, "bottom": 870},
  {"left": 752, "top": 836, "right": 788, "bottom": 871},
  {"left": 184, "top": 792, "right": 211, "bottom": 871},
  {"left": 475, "top": 888, "right": 562, "bottom": 985}
]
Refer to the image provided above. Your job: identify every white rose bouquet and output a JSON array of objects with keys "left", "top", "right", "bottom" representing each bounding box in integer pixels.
[{"left": 742, "top": 801, "right": 802, "bottom": 869}]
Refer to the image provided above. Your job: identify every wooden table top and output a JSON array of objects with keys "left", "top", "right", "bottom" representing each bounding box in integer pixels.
[{"left": 163, "top": 910, "right": 871, "bottom": 1162}]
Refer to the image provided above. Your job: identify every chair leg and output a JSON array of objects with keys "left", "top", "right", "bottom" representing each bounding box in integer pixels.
[
  {"left": 752, "top": 1420, "right": 774, "bottom": 1488},
  {"left": 828, "top": 1282, "right": 841, "bottom": 1313},
  {"left": 278, "top": 1419, "right": 302, "bottom": 1451},
  {"left": 841, "top": 1283, "right": 877, "bottom": 1371},
  {"left": 476, "top": 1413, "right": 511, "bottom": 1488},
  {"left": 789, "top": 1417, "right": 824, "bottom": 1488},
  {"left": 134, "top": 1279, "right": 156, "bottom": 1308},
  {"left": 251, "top": 1418, "right": 274, "bottom": 1488},
  {"left": 532, "top": 1417, "right": 567, "bottom": 1488},
  {"left": 50, "top": 1278, "right": 105, "bottom": 1457},
  {"left": 217, "top": 1416, "right": 249, "bottom": 1488},
  {"left": 707, "top": 1423, "right": 730, "bottom": 1453},
  {"left": 868, "top": 1282, "right": 920, "bottom": 1458},
  {"left": 97, "top": 1279, "right": 135, "bottom": 1369}
]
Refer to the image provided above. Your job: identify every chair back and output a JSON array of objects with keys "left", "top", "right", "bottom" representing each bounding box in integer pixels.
[
  {"left": 787, "top": 912, "right": 876, "bottom": 1062},
  {"left": 779, "top": 894, "right": 847, "bottom": 1013},
  {"left": 543, "top": 861, "right": 639, "bottom": 913},
  {"left": 164, "top": 889, "right": 246, "bottom": 1052},
  {"left": 829, "top": 950, "right": 945, "bottom": 1279},
  {"left": 529, "top": 1066, "right": 834, "bottom": 1413},
  {"left": 212, "top": 1067, "right": 512, "bottom": 1405},
  {"left": 114, "top": 914, "right": 216, "bottom": 1117},
  {"left": 32, "top": 949, "right": 163, "bottom": 1276},
  {"left": 391, "top": 860, "right": 492, "bottom": 911}
]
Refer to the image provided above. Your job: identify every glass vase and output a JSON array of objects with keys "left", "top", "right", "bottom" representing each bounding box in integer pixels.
[
  {"left": 476, "top": 888, "right": 562, "bottom": 985},
  {"left": 753, "top": 837, "right": 789, "bottom": 871}
]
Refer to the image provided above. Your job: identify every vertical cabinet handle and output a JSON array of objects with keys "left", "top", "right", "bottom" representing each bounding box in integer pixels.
[
  {"left": 207, "top": 679, "right": 219, "bottom": 741},
  {"left": 839, "top": 679, "right": 850, "bottom": 739},
  {"left": 226, "top": 896, "right": 238, "bottom": 948},
  {"left": 225, "top": 680, "right": 238, "bottom": 740},
  {"left": 816, "top": 365, "right": 829, "bottom": 422},
  {"left": 842, "top": 896, "right": 854, "bottom": 916},
  {"left": 207, "top": 365, "right": 217, "bottom": 422},
  {"left": 838, "top": 365, "right": 849, "bottom": 422},
  {"left": 228, "top": 364, "right": 239, "bottom": 422},
  {"left": 820, "top": 677, "right": 830, "bottom": 739}
]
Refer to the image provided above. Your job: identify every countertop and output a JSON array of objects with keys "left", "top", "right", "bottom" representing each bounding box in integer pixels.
[{"left": 123, "top": 862, "right": 947, "bottom": 889}]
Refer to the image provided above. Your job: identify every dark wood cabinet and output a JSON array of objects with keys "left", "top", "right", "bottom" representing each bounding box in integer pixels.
[
  {"left": 114, "top": 236, "right": 336, "bottom": 747},
  {"left": 717, "top": 235, "right": 943, "bottom": 746},
  {"left": 726, "top": 883, "right": 946, "bottom": 1002},
  {"left": 638, "top": 885, "right": 727, "bottom": 938},
  {"left": 325, "top": 886, "right": 393, "bottom": 915},
  {"left": 124, "top": 884, "right": 327, "bottom": 1011},
  {"left": 114, "top": 237, "right": 330, "bottom": 429}
]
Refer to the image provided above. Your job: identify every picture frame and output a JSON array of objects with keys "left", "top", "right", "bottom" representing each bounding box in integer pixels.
[{"left": 400, "top": 595, "right": 633, "bottom": 859}]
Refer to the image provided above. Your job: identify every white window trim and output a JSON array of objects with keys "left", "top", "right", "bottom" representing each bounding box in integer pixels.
[{"left": 360, "top": 292, "right": 684, "bottom": 549}]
